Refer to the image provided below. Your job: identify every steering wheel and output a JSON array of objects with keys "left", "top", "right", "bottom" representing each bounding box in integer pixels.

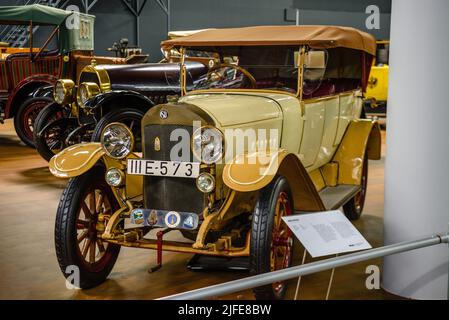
[{"left": 206, "top": 63, "right": 257, "bottom": 89}]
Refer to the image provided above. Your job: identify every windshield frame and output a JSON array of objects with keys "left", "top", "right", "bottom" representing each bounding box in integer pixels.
[{"left": 179, "top": 45, "right": 306, "bottom": 98}]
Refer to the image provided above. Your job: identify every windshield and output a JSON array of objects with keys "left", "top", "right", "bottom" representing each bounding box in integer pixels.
[
  {"left": 183, "top": 46, "right": 300, "bottom": 94},
  {"left": 0, "top": 24, "right": 59, "bottom": 56}
]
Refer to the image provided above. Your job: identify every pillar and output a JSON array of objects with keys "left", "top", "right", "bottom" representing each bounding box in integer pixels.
[{"left": 383, "top": 0, "right": 449, "bottom": 299}]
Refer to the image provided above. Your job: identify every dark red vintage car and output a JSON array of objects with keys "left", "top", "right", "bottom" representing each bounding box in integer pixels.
[{"left": 0, "top": 4, "right": 147, "bottom": 146}]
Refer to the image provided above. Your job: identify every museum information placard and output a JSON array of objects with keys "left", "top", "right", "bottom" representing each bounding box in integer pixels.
[{"left": 282, "top": 210, "right": 372, "bottom": 257}]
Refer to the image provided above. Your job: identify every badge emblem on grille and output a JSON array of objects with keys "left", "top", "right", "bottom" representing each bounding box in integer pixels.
[
  {"left": 154, "top": 137, "right": 161, "bottom": 151},
  {"left": 165, "top": 211, "right": 181, "bottom": 228},
  {"left": 159, "top": 109, "right": 168, "bottom": 119}
]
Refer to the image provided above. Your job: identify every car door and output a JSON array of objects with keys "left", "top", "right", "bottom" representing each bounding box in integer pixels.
[
  {"left": 334, "top": 90, "right": 362, "bottom": 146},
  {"left": 298, "top": 98, "right": 325, "bottom": 168}
]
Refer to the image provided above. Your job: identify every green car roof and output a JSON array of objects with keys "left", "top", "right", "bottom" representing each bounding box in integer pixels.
[
  {"left": 0, "top": 4, "right": 74, "bottom": 25},
  {"left": 0, "top": 4, "right": 95, "bottom": 53}
]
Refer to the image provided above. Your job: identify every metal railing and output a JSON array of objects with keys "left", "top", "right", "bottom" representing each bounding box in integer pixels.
[{"left": 159, "top": 231, "right": 449, "bottom": 300}]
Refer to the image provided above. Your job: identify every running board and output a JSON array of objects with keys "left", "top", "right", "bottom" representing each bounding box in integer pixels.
[
  {"left": 187, "top": 255, "right": 250, "bottom": 271},
  {"left": 319, "top": 185, "right": 361, "bottom": 210}
]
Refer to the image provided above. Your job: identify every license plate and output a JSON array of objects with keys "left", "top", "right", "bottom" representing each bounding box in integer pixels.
[{"left": 127, "top": 159, "right": 200, "bottom": 178}]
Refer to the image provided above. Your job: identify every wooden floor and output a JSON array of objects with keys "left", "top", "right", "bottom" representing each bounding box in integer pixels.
[{"left": 0, "top": 119, "right": 400, "bottom": 300}]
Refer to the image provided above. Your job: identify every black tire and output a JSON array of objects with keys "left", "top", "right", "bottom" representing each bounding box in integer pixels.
[
  {"left": 55, "top": 166, "right": 121, "bottom": 289},
  {"left": 34, "top": 102, "right": 79, "bottom": 162},
  {"left": 14, "top": 96, "right": 53, "bottom": 148},
  {"left": 91, "top": 108, "right": 145, "bottom": 152},
  {"left": 250, "top": 176, "right": 294, "bottom": 300},
  {"left": 343, "top": 155, "right": 368, "bottom": 220}
]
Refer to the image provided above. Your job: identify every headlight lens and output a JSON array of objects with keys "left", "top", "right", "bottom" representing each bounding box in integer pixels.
[
  {"left": 192, "top": 126, "right": 224, "bottom": 164},
  {"left": 53, "top": 79, "right": 74, "bottom": 105},
  {"left": 105, "top": 168, "right": 124, "bottom": 187},
  {"left": 77, "top": 82, "right": 100, "bottom": 107},
  {"left": 101, "top": 123, "right": 134, "bottom": 159},
  {"left": 196, "top": 172, "right": 215, "bottom": 193}
]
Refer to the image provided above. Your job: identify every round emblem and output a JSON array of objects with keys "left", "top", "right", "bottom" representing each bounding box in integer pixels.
[
  {"left": 165, "top": 211, "right": 181, "bottom": 228},
  {"left": 160, "top": 109, "right": 168, "bottom": 119}
]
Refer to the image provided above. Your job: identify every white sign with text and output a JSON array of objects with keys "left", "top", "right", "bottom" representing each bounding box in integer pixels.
[{"left": 282, "top": 210, "right": 372, "bottom": 257}]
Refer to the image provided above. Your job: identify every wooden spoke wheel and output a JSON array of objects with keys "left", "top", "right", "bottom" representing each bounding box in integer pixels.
[
  {"left": 76, "top": 187, "right": 113, "bottom": 272},
  {"left": 55, "top": 167, "right": 121, "bottom": 289}
]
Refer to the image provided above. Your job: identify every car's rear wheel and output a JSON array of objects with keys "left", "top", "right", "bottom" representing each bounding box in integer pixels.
[
  {"left": 343, "top": 155, "right": 368, "bottom": 220},
  {"left": 14, "top": 97, "right": 52, "bottom": 148},
  {"left": 91, "top": 108, "right": 145, "bottom": 152},
  {"left": 250, "top": 176, "right": 294, "bottom": 300},
  {"left": 33, "top": 103, "right": 78, "bottom": 162},
  {"left": 54, "top": 166, "right": 121, "bottom": 289}
]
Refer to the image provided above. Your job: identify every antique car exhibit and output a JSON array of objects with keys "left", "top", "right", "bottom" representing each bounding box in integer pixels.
[
  {"left": 33, "top": 31, "right": 210, "bottom": 161},
  {"left": 48, "top": 26, "right": 381, "bottom": 299},
  {"left": 0, "top": 4, "right": 147, "bottom": 147},
  {"left": 2, "top": 0, "right": 449, "bottom": 306}
]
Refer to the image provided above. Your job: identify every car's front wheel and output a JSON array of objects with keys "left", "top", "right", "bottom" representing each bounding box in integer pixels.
[
  {"left": 14, "top": 97, "right": 53, "bottom": 147},
  {"left": 250, "top": 176, "right": 294, "bottom": 300},
  {"left": 54, "top": 166, "right": 121, "bottom": 289}
]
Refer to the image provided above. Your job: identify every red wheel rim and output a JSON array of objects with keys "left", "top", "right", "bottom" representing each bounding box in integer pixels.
[
  {"left": 270, "top": 191, "right": 293, "bottom": 293},
  {"left": 22, "top": 100, "right": 48, "bottom": 141},
  {"left": 76, "top": 184, "right": 115, "bottom": 272}
]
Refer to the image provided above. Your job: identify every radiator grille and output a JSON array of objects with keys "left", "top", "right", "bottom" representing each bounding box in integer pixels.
[{"left": 143, "top": 124, "right": 204, "bottom": 214}]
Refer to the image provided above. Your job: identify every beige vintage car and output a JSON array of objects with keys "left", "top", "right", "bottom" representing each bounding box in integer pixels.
[{"left": 49, "top": 26, "right": 381, "bottom": 299}]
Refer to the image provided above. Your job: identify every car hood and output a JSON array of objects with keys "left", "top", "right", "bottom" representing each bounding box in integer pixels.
[
  {"left": 179, "top": 92, "right": 283, "bottom": 128},
  {"left": 100, "top": 61, "right": 207, "bottom": 95}
]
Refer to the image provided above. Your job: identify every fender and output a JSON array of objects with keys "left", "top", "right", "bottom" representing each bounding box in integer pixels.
[
  {"left": 31, "top": 85, "right": 54, "bottom": 98},
  {"left": 49, "top": 143, "right": 105, "bottom": 178},
  {"left": 5, "top": 75, "right": 57, "bottom": 118},
  {"left": 332, "top": 119, "right": 381, "bottom": 185},
  {"left": 83, "top": 90, "right": 155, "bottom": 113},
  {"left": 36, "top": 116, "right": 78, "bottom": 140},
  {"left": 49, "top": 142, "right": 143, "bottom": 199},
  {"left": 223, "top": 150, "right": 325, "bottom": 212}
]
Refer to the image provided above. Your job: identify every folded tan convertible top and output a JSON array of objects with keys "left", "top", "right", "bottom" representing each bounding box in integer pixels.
[{"left": 162, "top": 25, "right": 376, "bottom": 55}]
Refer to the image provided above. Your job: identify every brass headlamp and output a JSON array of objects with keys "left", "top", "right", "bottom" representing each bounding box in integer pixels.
[
  {"left": 77, "top": 82, "right": 100, "bottom": 107},
  {"left": 53, "top": 79, "right": 75, "bottom": 105}
]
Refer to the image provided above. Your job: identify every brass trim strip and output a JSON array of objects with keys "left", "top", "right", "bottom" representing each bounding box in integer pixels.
[{"left": 188, "top": 88, "right": 298, "bottom": 98}]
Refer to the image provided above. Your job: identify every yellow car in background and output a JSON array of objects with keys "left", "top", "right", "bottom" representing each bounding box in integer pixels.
[{"left": 364, "top": 41, "right": 389, "bottom": 118}]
